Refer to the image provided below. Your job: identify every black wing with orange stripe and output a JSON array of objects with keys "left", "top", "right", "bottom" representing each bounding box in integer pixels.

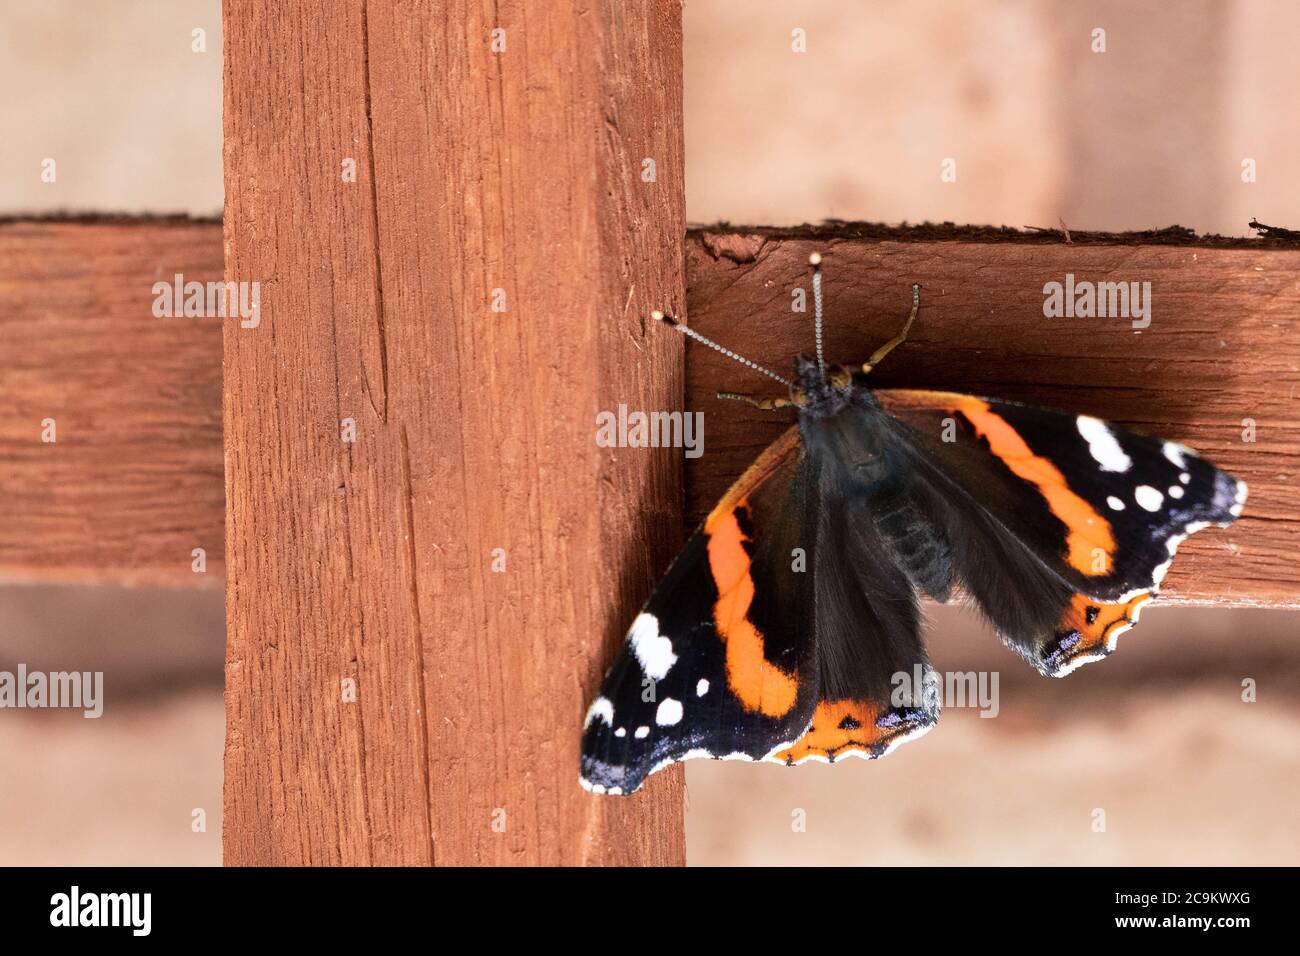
[
  {"left": 579, "top": 421, "right": 939, "bottom": 794},
  {"left": 580, "top": 427, "right": 818, "bottom": 794},
  {"left": 873, "top": 388, "right": 1245, "bottom": 675}
]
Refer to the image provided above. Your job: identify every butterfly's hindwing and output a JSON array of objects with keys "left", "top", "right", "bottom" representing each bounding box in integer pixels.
[{"left": 775, "top": 478, "right": 939, "bottom": 765}]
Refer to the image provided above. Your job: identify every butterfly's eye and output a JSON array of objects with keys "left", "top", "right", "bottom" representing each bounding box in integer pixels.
[
  {"left": 830, "top": 366, "right": 851, "bottom": 389},
  {"left": 790, "top": 388, "right": 808, "bottom": 407}
]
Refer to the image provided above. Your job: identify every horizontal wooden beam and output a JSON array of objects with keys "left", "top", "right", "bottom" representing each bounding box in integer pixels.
[
  {"left": 5, "top": 222, "right": 1294, "bottom": 609},
  {"left": 0, "top": 220, "right": 224, "bottom": 588},
  {"left": 684, "top": 228, "right": 1299, "bottom": 608}
]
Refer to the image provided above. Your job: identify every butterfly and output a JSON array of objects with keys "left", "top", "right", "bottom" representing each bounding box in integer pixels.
[{"left": 580, "top": 252, "right": 1247, "bottom": 795}]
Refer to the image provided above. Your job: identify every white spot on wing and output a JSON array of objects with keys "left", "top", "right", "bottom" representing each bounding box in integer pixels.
[
  {"left": 1179, "top": 472, "right": 1191, "bottom": 484},
  {"left": 629, "top": 612, "right": 677, "bottom": 680},
  {"left": 1078, "top": 416, "right": 1132, "bottom": 472},
  {"left": 634, "top": 725, "right": 650, "bottom": 739},
  {"left": 584, "top": 696, "right": 614, "bottom": 729},
  {"left": 1134, "top": 485, "right": 1164, "bottom": 511},
  {"left": 1106, "top": 495, "right": 1125, "bottom": 511},
  {"left": 696, "top": 678, "right": 709, "bottom": 697},
  {"left": 655, "top": 697, "right": 683, "bottom": 725},
  {"left": 1162, "top": 441, "right": 1189, "bottom": 468},
  {"left": 1230, "top": 480, "right": 1248, "bottom": 517},
  {"left": 1168, "top": 485, "right": 1184, "bottom": 499},
  {"left": 614, "top": 727, "right": 626, "bottom": 738}
]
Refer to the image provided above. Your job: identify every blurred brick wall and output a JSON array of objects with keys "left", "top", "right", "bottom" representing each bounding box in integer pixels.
[{"left": 685, "top": 0, "right": 1300, "bottom": 236}]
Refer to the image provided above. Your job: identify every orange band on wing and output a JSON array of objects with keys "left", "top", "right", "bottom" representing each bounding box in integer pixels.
[
  {"left": 1063, "top": 591, "right": 1152, "bottom": 654},
  {"left": 705, "top": 506, "right": 798, "bottom": 718},
  {"left": 771, "top": 700, "right": 881, "bottom": 763},
  {"left": 954, "top": 396, "right": 1115, "bottom": 576}
]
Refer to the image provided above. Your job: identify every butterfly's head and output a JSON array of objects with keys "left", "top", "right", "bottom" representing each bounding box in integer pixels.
[
  {"left": 651, "top": 252, "right": 917, "bottom": 415},
  {"left": 789, "top": 353, "right": 854, "bottom": 417}
]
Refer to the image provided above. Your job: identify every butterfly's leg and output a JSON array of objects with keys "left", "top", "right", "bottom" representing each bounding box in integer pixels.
[
  {"left": 717, "top": 391, "right": 794, "bottom": 410},
  {"left": 862, "top": 284, "right": 921, "bottom": 373}
]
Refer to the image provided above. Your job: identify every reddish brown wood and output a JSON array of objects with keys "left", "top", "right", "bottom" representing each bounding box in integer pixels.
[
  {"left": 685, "top": 229, "right": 1300, "bottom": 608},
  {"left": 3, "top": 218, "right": 1291, "bottom": 610},
  {"left": 222, "top": 1, "right": 686, "bottom": 865},
  {"left": 0, "top": 220, "right": 224, "bottom": 588}
]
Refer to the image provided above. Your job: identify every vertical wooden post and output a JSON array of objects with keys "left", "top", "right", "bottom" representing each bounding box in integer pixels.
[{"left": 223, "top": 1, "right": 686, "bottom": 865}]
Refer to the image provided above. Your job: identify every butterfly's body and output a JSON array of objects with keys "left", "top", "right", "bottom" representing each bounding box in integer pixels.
[
  {"left": 793, "top": 361, "right": 955, "bottom": 604},
  {"left": 580, "top": 257, "right": 1246, "bottom": 796}
]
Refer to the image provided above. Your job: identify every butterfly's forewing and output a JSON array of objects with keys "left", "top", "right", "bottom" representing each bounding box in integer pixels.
[
  {"left": 580, "top": 427, "right": 821, "bottom": 794},
  {"left": 874, "top": 388, "right": 1245, "bottom": 675}
]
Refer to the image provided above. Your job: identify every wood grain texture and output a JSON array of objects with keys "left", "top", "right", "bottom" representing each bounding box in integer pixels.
[
  {"left": 0, "top": 220, "right": 224, "bottom": 587},
  {"left": 684, "top": 230, "right": 1299, "bottom": 608},
  {"left": 223, "top": 1, "right": 686, "bottom": 865}
]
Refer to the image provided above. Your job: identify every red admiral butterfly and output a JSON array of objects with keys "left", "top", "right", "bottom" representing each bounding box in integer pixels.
[{"left": 581, "top": 253, "right": 1246, "bottom": 795}]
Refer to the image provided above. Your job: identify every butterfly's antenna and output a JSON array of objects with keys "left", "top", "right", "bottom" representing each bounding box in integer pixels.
[
  {"left": 810, "top": 252, "right": 825, "bottom": 376},
  {"left": 652, "top": 311, "right": 792, "bottom": 387}
]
